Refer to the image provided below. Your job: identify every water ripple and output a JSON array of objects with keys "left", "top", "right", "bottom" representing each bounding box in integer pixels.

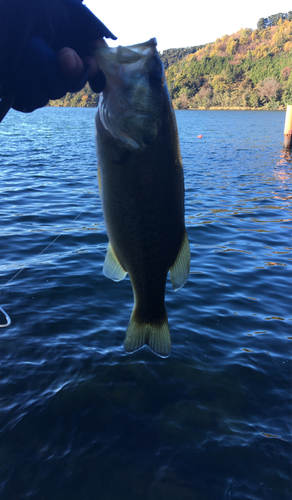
[{"left": 0, "top": 108, "right": 291, "bottom": 500}]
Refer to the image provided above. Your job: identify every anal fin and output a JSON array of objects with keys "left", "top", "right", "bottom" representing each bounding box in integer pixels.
[
  {"left": 103, "top": 242, "right": 127, "bottom": 281},
  {"left": 169, "top": 230, "right": 190, "bottom": 291}
]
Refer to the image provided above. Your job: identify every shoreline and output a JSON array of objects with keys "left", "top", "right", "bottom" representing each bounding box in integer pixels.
[
  {"left": 48, "top": 104, "right": 287, "bottom": 111},
  {"left": 175, "top": 106, "right": 287, "bottom": 111}
]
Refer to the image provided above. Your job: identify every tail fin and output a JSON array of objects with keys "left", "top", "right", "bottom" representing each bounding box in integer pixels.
[{"left": 124, "top": 311, "right": 171, "bottom": 358}]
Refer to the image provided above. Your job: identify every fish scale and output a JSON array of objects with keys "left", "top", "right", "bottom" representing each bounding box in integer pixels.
[{"left": 94, "top": 38, "right": 190, "bottom": 357}]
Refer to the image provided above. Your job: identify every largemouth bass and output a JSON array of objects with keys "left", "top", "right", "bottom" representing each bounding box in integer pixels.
[{"left": 94, "top": 38, "right": 190, "bottom": 357}]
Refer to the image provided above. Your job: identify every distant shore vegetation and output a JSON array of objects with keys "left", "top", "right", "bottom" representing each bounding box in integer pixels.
[{"left": 49, "top": 12, "right": 292, "bottom": 111}]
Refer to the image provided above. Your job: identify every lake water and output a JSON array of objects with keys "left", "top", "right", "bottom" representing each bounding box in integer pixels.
[{"left": 0, "top": 108, "right": 291, "bottom": 500}]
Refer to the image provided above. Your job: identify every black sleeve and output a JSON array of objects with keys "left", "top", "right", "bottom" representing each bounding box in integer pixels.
[{"left": 0, "top": 0, "right": 116, "bottom": 117}]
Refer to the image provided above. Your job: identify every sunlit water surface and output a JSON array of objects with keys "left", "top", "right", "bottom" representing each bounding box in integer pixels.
[{"left": 0, "top": 108, "right": 291, "bottom": 500}]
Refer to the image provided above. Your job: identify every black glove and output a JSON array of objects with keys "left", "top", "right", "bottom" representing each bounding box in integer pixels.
[{"left": 0, "top": 0, "right": 116, "bottom": 120}]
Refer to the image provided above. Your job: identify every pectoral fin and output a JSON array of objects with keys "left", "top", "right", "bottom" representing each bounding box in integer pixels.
[
  {"left": 169, "top": 230, "right": 191, "bottom": 291},
  {"left": 103, "top": 242, "right": 127, "bottom": 281}
]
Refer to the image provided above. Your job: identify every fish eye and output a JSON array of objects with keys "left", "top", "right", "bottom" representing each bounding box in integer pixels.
[{"left": 149, "top": 72, "right": 163, "bottom": 88}]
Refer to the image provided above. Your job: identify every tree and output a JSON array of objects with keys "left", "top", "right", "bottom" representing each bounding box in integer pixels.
[
  {"left": 160, "top": 46, "right": 204, "bottom": 69},
  {"left": 257, "top": 78, "right": 282, "bottom": 103},
  {"left": 226, "top": 38, "right": 239, "bottom": 55},
  {"left": 257, "top": 18, "right": 265, "bottom": 30},
  {"left": 281, "top": 67, "right": 291, "bottom": 81},
  {"left": 195, "top": 85, "right": 213, "bottom": 108},
  {"left": 273, "top": 23, "right": 289, "bottom": 47},
  {"left": 177, "top": 92, "right": 189, "bottom": 109},
  {"left": 257, "top": 12, "right": 291, "bottom": 29}
]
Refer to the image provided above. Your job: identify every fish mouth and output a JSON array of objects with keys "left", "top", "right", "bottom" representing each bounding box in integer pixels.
[
  {"left": 94, "top": 38, "right": 158, "bottom": 68},
  {"left": 95, "top": 38, "right": 164, "bottom": 150},
  {"left": 115, "top": 38, "right": 158, "bottom": 64}
]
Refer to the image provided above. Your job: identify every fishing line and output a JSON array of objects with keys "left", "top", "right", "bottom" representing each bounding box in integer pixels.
[
  {"left": 0, "top": 189, "right": 98, "bottom": 327},
  {"left": 0, "top": 48, "right": 191, "bottom": 327},
  {"left": 0, "top": 306, "right": 11, "bottom": 327}
]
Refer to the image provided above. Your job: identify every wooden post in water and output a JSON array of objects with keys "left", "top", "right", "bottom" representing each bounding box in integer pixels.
[{"left": 284, "top": 105, "right": 292, "bottom": 149}]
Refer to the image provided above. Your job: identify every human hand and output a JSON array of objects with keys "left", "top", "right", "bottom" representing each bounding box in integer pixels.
[
  {"left": 58, "top": 38, "right": 109, "bottom": 93},
  {"left": 0, "top": 0, "right": 116, "bottom": 120}
]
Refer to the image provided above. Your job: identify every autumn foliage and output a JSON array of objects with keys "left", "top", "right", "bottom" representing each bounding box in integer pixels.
[
  {"left": 166, "top": 15, "right": 292, "bottom": 110},
  {"left": 49, "top": 13, "right": 292, "bottom": 110}
]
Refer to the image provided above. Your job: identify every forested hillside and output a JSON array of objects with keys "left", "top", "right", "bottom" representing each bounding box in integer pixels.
[
  {"left": 168, "top": 14, "right": 292, "bottom": 109},
  {"left": 160, "top": 45, "right": 205, "bottom": 69},
  {"left": 257, "top": 11, "right": 292, "bottom": 29},
  {"left": 49, "top": 12, "right": 292, "bottom": 110},
  {"left": 48, "top": 46, "right": 206, "bottom": 108},
  {"left": 49, "top": 82, "right": 99, "bottom": 108}
]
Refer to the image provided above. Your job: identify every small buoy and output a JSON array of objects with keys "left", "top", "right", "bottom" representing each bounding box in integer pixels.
[{"left": 197, "top": 135, "right": 203, "bottom": 139}]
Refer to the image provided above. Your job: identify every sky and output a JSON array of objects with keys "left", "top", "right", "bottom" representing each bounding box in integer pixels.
[{"left": 84, "top": 0, "right": 292, "bottom": 52}]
